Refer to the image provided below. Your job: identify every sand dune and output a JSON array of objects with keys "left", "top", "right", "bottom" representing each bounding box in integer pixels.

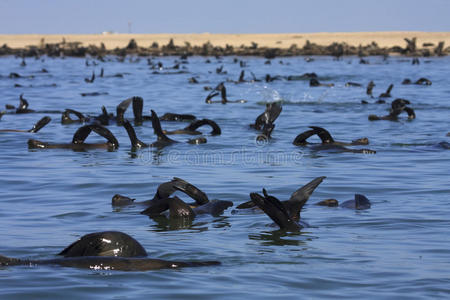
[{"left": 0, "top": 32, "right": 449, "bottom": 49}]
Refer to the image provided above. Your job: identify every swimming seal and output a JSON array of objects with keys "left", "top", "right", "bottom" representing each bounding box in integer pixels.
[
  {"left": 402, "top": 78, "right": 432, "bottom": 85},
  {"left": 138, "top": 177, "right": 233, "bottom": 218},
  {"left": 0, "top": 231, "right": 220, "bottom": 271},
  {"left": 249, "top": 189, "right": 305, "bottom": 231},
  {"left": 15, "top": 94, "right": 35, "bottom": 113},
  {"left": 368, "top": 99, "right": 415, "bottom": 121},
  {"left": 163, "top": 119, "right": 221, "bottom": 135},
  {"left": 61, "top": 109, "right": 88, "bottom": 124},
  {"left": 28, "top": 124, "right": 119, "bottom": 151},
  {"left": 122, "top": 112, "right": 206, "bottom": 149},
  {"left": 0, "top": 116, "right": 51, "bottom": 133},
  {"left": 237, "top": 176, "right": 326, "bottom": 220},
  {"left": 159, "top": 113, "right": 196, "bottom": 122},
  {"left": 366, "top": 81, "right": 375, "bottom": 97},
  {"left": 205, "top": 83, "right": 247, "bottom": 104},
  {"left": 293, "top": 126, "right": 375, "bottom": 154},
  {"left": 316, "top": 194, "right": 371, "bottom": 209},
  {"left": 379, "top": 84, "right": 393, "bottom": 98},
  {"left": 250, "top": 102, "right": 282, "bottom": 131},
  {"left": 309, "top": 78, "right": 334, "bottom": 87}
]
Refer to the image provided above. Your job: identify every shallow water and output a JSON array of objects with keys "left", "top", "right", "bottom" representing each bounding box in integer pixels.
[{"left": 0, "top": 55, "right": 449, "bottom": 299}]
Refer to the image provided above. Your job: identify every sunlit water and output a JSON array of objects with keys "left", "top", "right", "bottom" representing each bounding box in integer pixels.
[{"left": 0, "top": 55, "right": 449, "bottom": 299}]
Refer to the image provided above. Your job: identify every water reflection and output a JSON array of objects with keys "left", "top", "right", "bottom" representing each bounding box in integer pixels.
[{"left": 249, "top": 230, "right": 313, "bottom": 247}]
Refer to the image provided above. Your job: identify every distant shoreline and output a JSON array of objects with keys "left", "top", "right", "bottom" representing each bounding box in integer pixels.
[{"left": 1, "top": 32, "right": 449, "bottom": 57}]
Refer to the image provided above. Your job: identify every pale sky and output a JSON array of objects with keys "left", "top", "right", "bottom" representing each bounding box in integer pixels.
[{"left": 0, "top": 0, "right": 449, "bottom": 34}]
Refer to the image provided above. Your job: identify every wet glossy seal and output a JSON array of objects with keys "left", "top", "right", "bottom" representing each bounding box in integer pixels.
[
  {"left": 316, "top": 194, "right": 371, "bottom": 210},
  {"left": 293, "top": 126, "right": 375, "bottom": 154},
  {"left": 28, "top": 124, "right": 119, "bottom": 151},
  {"left": 0, "top": 116, "right": 51, "bottom": 133},
  {"left": 0, "top": 231, "right": 220, "bottom": 271},
  {"left": 205, "top": 83, "right": 247, "bottom": 104}
]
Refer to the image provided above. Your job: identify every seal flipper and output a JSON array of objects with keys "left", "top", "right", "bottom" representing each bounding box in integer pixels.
[
  {"left": 141, "top": 196, "right": 195, "bottom": 219},
  {"left": 28, "top": 116, "right": 51, "bottom": 133},
  {"left": 171, "top": 177, "right": 209, "bottom": 206},
  {"left": 286, "top": 176, "right": 326, "bottom": 221},
  {"left": 116, "top": 98, "right": 133, "bottom": 125},
  {"left": 61, "top": 109, "right": 86, "bottom": 124},
  {"left": 193, "top": 199, "right": 233, "bottom": 216},
  {"left": 251, "top": 190, "right": 300, "bottom": 231},
  {"left": 123, "top": 120, "right": 148, "bottom": 148},
  {"left": 72, "top": 124, "right": 119, "bottom": 149},
  {"left": 132, "top": 96, "right": 143, "bottom": 125},
  {"left": 292, "top": 129, "right": 317, "bottom": 145},
  {"left": 0, "top": 111, "right": 5, "bottom": 120},
  {"left": 183, "top": 119, "right": 221, "bottom": 135},
  {"left": 150, "top": 110, "right": 176, "bottom": 144},
  {"left": 309, "top": 126, "right": 334, "bottom": 144},
  {"left": 205, "top": 91, "right": 219, "bottom": 103},
  {"left": 354, "top": 194, "right": 371, "bottom": 209},
  {"left": 19, "top": 94, "right": 29, "bottom": 110}
]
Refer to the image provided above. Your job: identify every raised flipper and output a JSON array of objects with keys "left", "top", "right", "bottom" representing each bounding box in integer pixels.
[
  {"left": 123, "top": 120, "right": 148, "bottom": 148},
  {"left": 252, "top": 102, "right": 282, "bottom": 130},
  {"left": 150, "top": 110, "right": 176, "bottom": 146},
  {"left": 250, "top": 190, "right": 300, "bottom": 231},
  {"left": 28, "top": 116, "right": 51, "bottom": 133},
  {"left": 340, "top": 194, "right": 371, "bottom": 209},
  {"left": 238, "top": 70, "right": 245, "bottom": 82},
  {"left": 309, "top": 126, "right": 334, "bottom": 144},
  {"left": 285, "top": 176, "right": 326, "bottom": 221},
  {"left": 0, "top": 111, "right": 5, "bottom": 120},
  {"left": 205, "top": 91, "right": 219, "bottom": 103},
  {"left": 184, "top": 119, "right": 221, "bottom": 135},
  {"left": 116, "top": 98, "right": 133, "bottom": 125},
  {"left": 292, "top": 129, "right": 317, "bottom": 146},
  {"left": 366, "top": 81, "right": 375, "bottom": 97},
  {"left": 219, "top": 84, "right": 228, "bottom": 104},
  {"left": 132, "top": 96, "right": 143, "bottom": 125},
  {"left": 61, "top": 109, "right": 86, "bottom": 124},
  {"left": 171, "top": 177, "right": 209, "bottom": 206},
  {"left": 72, "top": 124, "right": 119, "bottom": 149},
  {"left": 19, "top": 94, "right": 29, "bottom": 110},
  {"left": 391, "top": 98, "right": 410, "bottom": 110}
]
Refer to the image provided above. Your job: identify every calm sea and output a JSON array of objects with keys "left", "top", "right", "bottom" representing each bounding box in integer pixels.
[{"left": 0, "top": 55, "right": 449, "bottom": 299}]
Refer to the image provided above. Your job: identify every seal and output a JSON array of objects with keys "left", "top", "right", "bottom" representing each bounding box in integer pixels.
[
  {"left": 250, "top": 102, "right": 282, "bottom": 131},
  {"left": 369, "top": 99, "right": 415, "bottom": 121},
  {"left": 236, "top": 176, "right": 326, "bottom": 222},
  {"left": 122, "top": 112, "right": 206, "bottom": 149},
  {"left": 61, "top": 109, "right": 88, "bottom": 124},
  {"left": 159, "top": 113, "right": 196, "bottom": 122},
  {"left": 15, "top": 94, "right": 35, "bottom": 113},
  {"left": 0, "top": 116, "right": 51, "bottom": 133},
  {"left": 250, "top": 189, "right": 304, "bottom": 231},
  {"left": 135, "top": 178, "right": 233, "bottom": 220},
  {"left": 316, "top": 194, "right": 371, "bottom": 209},
  {"left": 205, "top": 83, "right": 247, "bottom": 104},
  {"left": 0, "top": 231, "right": 220, "bottom": 271},
  {"left": 379, "top": 84, "right": 393, "bottom": 98},
  {"left": 309, "top": 78, "right": 334, "bottom": 87},
  {"left": 366, "top": 81, "right": 375, "bottom": 97},
  {"left": 293, "top": 126, "right": 375, "bottom": 154},
  {"left": 163, "top": 119, "right": 221, "bottom": 135},
  {"left": 28, "top": 124, "right": 119, "bottom": 151}
]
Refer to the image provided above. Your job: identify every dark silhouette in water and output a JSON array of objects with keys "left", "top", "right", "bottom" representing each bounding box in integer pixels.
[
  {"left": 236, "top": 177, "right": 326, "bottom": 222},
  {"left": 309, "top": 78, "right": 334, "bottom": 87},
  {"left": 379, "top": 84, "right": 393, "bottom": 98},
  {"left": 366, "top": 81, "right": 375, "bottom": 98},
  {"left": 402, "top": 78, "right": 432, "bottom": 85},
  {"left": 316, "top": 194, "right": 371, "bottom": 209},
  {"left": 159, "top": 112, "right": 196, "bottom": 122},
  {"left": 368, "top": 99, "right": 416, "bottom": 121},
  {"left": 293, "top": 126, "right": 375, "bottom": 154},
  {"left": 0, "top": 116, "right": 51, "bottom": 133},
  {"left": 28, "top": 124, "right": 119, "bottom": 151},
  {"left": 61, "top": 109, "right": 88, "bottom": 124},
  {"left": 0, "top": 231, "right": 220, "bottom": 271},
  {"left": 122, "top": 111, "right": 206, "bottom": 149},
  {"left": 163, "top": 119, "right": 221, "bottom": 135},
  {"left": 205, "top": 83, "right": 247, "bottom": 104}
]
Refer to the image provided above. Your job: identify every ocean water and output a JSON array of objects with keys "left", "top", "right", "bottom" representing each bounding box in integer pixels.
[{"left": 0, "top": 55, "right": 449, "bottom": 299}]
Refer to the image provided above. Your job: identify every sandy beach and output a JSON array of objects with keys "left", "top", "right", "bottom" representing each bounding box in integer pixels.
[{"left": 1, "top": 32, "right": 449, "bottom": 49}]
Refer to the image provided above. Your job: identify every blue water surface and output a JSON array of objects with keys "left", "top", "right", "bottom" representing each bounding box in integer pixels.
[{"left": 0, "top": 55, "right": 449, "bottom": 299}]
